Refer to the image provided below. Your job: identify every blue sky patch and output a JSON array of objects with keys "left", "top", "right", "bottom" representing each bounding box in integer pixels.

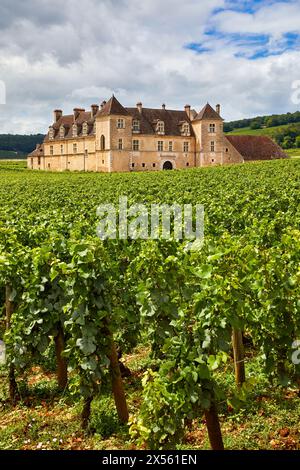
[
  {"left": 185, "top": 43, "right": 211, "bottom": 54},
  {"left": 186, "top": 0, "right": 300, "bottom": 60},
  {"left": 222, "top": 0, "right": 293, "bottom": 14}
]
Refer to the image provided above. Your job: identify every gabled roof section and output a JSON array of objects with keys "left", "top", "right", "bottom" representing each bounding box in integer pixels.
[
  {"left": 225, "top": 135, "right": 288, "bottom": 161},
  {"left": 28, "top": 143, "right": 44, "bottom": 157},
  {"left": 194, "top": 103, "right": 223, "bottom": 121},
  {"left": 98, "top": 95, "right": 129, "bottom": 117},
  {"left": 125, "top": 107, "right": 195, "bottom": 137},
  {"left": 44, "top": 109, "right": 96, "bottom": 142}
]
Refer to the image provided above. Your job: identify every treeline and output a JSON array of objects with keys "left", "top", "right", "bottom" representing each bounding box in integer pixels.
[
  {"left": 272, "top": 123, "right": 300, "bottom": 149},
  {"left": 0, "top": 134, "right": 45, "bottom": 155},
  {"left": 224, "top": 110, "right": 300, "bottom": 132}
]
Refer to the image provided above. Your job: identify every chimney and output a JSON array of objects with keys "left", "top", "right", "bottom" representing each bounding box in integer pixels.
[
  {"left": 54, "top": 109, "right": 62, "bottom": 122},
  {"left": 100, "top": 100, "right": 107, "bottom": 110},
  {"left": 162, "top": 103, "right": 166, "bottom": 110},
  {"left": 184, "top": 104, "right": 191, "bottom": 119},
  {"left": 91, "top": 104, "right": 99, "bottom": 117},
  {"left": 73, "top": 108, "right": 84, "bottom": 121},
  {"left": 216, "top": 104, "right": 221, "bottom": 115},
  {"left": 136, "top": 102, "right": 142, "bottom": 113}
]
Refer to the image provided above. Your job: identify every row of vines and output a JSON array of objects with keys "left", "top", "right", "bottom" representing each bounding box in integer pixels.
[{"left": 0, "top": 159, "right": 299, "bottom": 449}]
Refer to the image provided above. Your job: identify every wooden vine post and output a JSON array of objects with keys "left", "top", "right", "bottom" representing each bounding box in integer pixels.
[
  {"left": 204, "top": 398, "right": 224, "bottom": 450},
  {"left": 232, "top": 329, "right": 246, "bottom": 387},
  {"left": 54, "top": 323, "right": 68, "bottom": 390},
  {"left": 5, "top": 284, "right": 18, "bottom": 404},
  {"left": 81, "top": 396, "right": 93, "bottom": 430},
  {"left": 108, "top": 337, "right": 129, "bottom": 424}
]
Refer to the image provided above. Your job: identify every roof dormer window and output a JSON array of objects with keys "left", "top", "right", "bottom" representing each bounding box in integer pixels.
[
  {"left": 49, "top": 126, "right": 54, "bottom": 140},
  {"left": 82, "top": 122, "right": 88, "bottom": 136},
  {"left": 156, "top": 121, "right": 165, "bottom": 135},
  {"left": 132, "top": 119, "right": 140, "bottom": 133},
  {"left": 181, "top": 123, "right": 190, "bottom": 136},
  {"left": 59, "top": 125, "right": 65, "bottom": 138},
  {"left": 72, "top": 123, "right": 78, "bottom": 137}
]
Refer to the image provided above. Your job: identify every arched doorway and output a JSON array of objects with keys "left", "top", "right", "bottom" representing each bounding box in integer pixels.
[{"left": 163, "top": 161, "right": 173, "bottom": 170}]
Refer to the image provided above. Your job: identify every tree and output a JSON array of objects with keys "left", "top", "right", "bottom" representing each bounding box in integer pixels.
[
  {"left": 282, "top": 136, "right": 294, "bottom": 149},
  {"left": 250, "top": 120, "right": 261, "bottom": 130},
  {"left": 295, "top": 136, "right": 300, "bottom": 148}
]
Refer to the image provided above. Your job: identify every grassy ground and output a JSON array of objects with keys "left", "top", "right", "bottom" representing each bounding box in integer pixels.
[
  {"left": 0, "top": 160, "right": 27, "bottom": 171},
  {"left": 0, "top": 346, "right": 299, "bottom": 450},
  {"left": 226, "top": 123, "right": 295, "bottom": 137},
  {"left": 285, "top": 148, "right": 300, "bottom": 158}
]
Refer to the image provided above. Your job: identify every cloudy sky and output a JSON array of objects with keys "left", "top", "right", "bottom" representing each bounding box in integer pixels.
[{"left": 0, "top": 0, "right": 300, "bottom": 133}]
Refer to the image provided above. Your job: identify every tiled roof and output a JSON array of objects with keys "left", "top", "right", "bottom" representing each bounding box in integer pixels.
[
  {"left": 97, "top": 95, "right": 130, "bottom": 117},
  {"left": 43, "top": 97, "right": 220, "bottom": 141},
  {"left": 28, "top": 143, "right": 44, "bottom": 157},
  {"left": 226, "top": 135, "right": 288, "bottom": 161},
  {"left": 44, "top": 110, "right": 95, "bottom": 141},
  {"left": 125, "top": 107, "right": 194, "bottom": 137},
  {"left": 194, "top": 103, "right": 223, "bottom": 121}
]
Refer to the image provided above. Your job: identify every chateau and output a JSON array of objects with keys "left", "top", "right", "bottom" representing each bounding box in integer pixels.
[{"left": 28, "top": 96, "right": 287, "bottom": 172}]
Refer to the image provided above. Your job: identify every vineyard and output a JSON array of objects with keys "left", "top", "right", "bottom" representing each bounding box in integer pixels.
[{"left": 0, "top": 159, "right": 300, "bottom": 450}]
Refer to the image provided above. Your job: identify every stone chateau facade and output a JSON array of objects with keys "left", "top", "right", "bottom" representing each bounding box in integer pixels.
[{"left": 28, "top": 96, "right": 287, "bottom": 172}]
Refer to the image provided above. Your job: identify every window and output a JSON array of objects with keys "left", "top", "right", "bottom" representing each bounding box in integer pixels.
[
  {"left": 72, "top": 123, "right": 78, "bottom": 137},
  {"left": 60, "top": 145, "right": 64, "bottom": 155},
  {"left": 48, "top": 163, "right": 51, "bottom": 169},
  {"left": 85, "top": 149, "right": 88, "bottom": 157},
  {"left": 117, "top": 119, "right": 125, "bottom": 129},
  {"left": 153, "top": 163, "right": 156, "bottom": 167},
  {"left": 118, "top": 138, "right": 123, "bottom": 150},
  {"left": 211, "top": 159, "right": 215, "bottom": 163},
  {"left": 50, "top": 145, "right": 54, "bottom": 155},
  {"left": 210, "top": 141, "right": 215, "bottom": 152},
  {"left": 73, "top": 143, "right": 77, "bottom": 154},
  {"left": 38, "top": 156, "right": 41, "bottom": 166},
  {"left": 209, "top": 123, "right": 216, "bottom": 133},
  {"left": 158, "top": 141, "right": 164, "bottom": 152},
  {"left": 100, "top": 135, "right": 105, "bottom": 150},
  {"left": 169, "top": 141, "right": 173, "bottom": 152},
  {"left": 157, "top": 121, "right": 165, "bottom": 134},
  {"left": 226, "top": 148, "right": 229, "bottom": 153},
  {"left": 131, "top": 163, "right": 135, "bottom": 168},
  {"left": 82, "top": 122, "right": 88, "bottom": 136},
  {"left": 132, "top": 120, "right": 140, "bottom": 132},
  {"left": 182, "top": 123, "right": 190, "bottom": 136},
  {"left": 133, "top": 140, "right": 139, "bottom": 151},
  {"left": 49, "top": 127, "right": 54, "bottom": 140},
  {"left": 59, "top": 125, "right": 65, "bottom": 138},
  {"left": 183, "top": 142, "right": 189, "bottom": 153},
  {"left": 102, "top": 159, "right": 105, "bottom": 164},
  {"left": 142, "top": 163, "right": 145, "bottom": 168},
  {"left": 186, "top": 162, "right": 189, "bottom": 167}
]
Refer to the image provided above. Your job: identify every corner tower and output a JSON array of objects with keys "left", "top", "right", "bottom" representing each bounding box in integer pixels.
[
  {"left": 96, "top": 95, "right": 132, "bottom": 172},
  {"left": 191, "top": 103, "right": 224, "bottom": 167}
]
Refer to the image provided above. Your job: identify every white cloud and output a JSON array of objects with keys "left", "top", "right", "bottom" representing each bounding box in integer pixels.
[
  {"left": 0, "top": 0, "right": 300, "bottom": 134},
  {"left": 212, "top": 1, "right": 300, "bottom": 36}
]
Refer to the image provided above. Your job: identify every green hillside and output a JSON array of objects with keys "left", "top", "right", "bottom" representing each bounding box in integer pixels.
[
  {"left": 226, "top": 124, "right": 291, "bottom": 137},
  {"left": 226, "top": 121, "right": 300, "bottom": 152},
  {"left": 0, "top": 134, "right": 44, "bottom": 158}
]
